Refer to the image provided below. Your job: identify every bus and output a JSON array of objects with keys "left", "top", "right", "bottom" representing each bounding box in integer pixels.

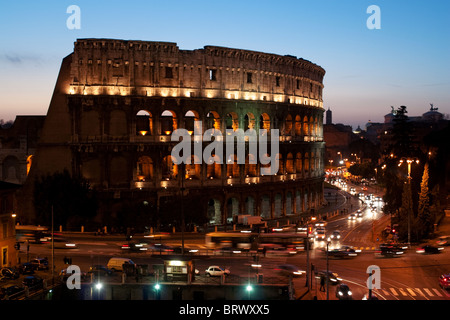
[
  {"left": 205, "top": 231, "right": 309, "bottom": 251},
  {"left": 15, "top": 225, "right": 50, "bottom": 244}
]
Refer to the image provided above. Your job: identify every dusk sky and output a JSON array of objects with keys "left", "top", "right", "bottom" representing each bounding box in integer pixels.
[{"left": 1, "top": 0, "right": 449, "bottom": 129}]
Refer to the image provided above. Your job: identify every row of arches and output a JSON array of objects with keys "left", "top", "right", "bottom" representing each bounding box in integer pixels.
[
  {"left": 137, "top": 151, "right": 323, "bottom": 182},
  {"left": 206, "top": 187, "right": 322, "bottom": 224},
  {"left": 136, "top": 109, "right": 322, "bottom": 137}
]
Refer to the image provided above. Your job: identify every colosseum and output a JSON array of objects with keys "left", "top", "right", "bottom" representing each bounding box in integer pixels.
[{"left": 24, "top": 38, "right": 326, "bottom": 229}]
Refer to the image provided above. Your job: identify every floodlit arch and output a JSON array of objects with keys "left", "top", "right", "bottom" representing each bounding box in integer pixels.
[
  {"left": 136, "top": 110, "right": 153, "bottom": 136},
  {"left": 161, "top": 110, "right": 178, "bottom": 135}
]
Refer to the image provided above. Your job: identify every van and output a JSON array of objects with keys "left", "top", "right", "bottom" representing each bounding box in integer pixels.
[{"left": 107, "top": 257, "right": 135, "bottom": 272}]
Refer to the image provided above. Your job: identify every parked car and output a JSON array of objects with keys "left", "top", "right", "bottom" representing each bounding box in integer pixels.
[
  {"left": 0, "top": 285, "right": 24, "bottom": 299},
  {"left": 29, "top": 258, "right": 49, "bottom": 270},
  {"left": 17, "top": 263, "right": 35, "bottom": 274},
  {"left": 22, "top": 275, "right": 43, "bottom": 289},
  {"left": 335, "top": 283, "right": 353, "bottom": 300},
  {"left": 87, "top": 265, "right": 113, "bottom": 277},
  {"left": 205, "top": 266, "right": 230, "bottom": 277},
  {"left": 59, "top": 268, "right": 89, "bottom": 281},
  {"left": 0, "top": 267, "right": 19, "bottom": 280},
  {"left": 416, "top": 244, "right": 444, "bottom": 254}
]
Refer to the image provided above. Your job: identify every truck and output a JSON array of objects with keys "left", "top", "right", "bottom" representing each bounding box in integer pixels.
[{"left": 234, "top": 215, "right": 265, "bottom": 226}]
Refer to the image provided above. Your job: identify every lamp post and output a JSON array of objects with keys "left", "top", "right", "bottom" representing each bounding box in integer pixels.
[
  {"left": 398, "top": 158, "right": 419, "bottom": 245},
  {"left": 326, "top": 237, "right": 331, "bottom": 301}
]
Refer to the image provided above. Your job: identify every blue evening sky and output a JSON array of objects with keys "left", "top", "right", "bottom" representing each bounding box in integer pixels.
[{"left": 0, "top": 0, "right": 449, "bottom": 129}]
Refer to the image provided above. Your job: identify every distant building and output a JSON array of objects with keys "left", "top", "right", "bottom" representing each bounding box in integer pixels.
[
  {"left": 325, "top": 108, "right": 332, "bottom": 125},
  {"left": 0, "top": 181, "right": 20, "bottom": 268},
  {"left": 0, "top": 116, "right": 45, "bottom": 184}
]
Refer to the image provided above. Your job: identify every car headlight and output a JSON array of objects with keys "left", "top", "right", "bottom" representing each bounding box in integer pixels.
[
  {"left": 348, "top": 291, "right": 352, "bottom": 295},
  {"left": 338, "top": 291, "right": 343, "bottom": 296}
]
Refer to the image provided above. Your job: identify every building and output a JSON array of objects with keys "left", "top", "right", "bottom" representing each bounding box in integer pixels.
[
  {"left": 23, "top": 39, "right": 326, "bottom": 227},
  {"left": 0, "top": 181, "right": 20, "bottom": 268},
  {"left": 0, "top": 116, "right": 45, "bottom": 185}
]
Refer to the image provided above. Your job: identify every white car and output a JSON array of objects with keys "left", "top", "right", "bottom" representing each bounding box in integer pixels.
[{"left": 205, "top": 266, "right": 230, "bottom": 277}]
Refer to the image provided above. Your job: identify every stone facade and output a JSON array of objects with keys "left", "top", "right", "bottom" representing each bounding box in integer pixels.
[{"left": 23, "top": 39, "right": 326, "bottom": 226}]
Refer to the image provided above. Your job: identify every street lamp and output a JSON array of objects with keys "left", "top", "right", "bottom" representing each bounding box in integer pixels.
[
  {"left": 326, "top": 237, "right": 331, "bottom": 301},
  {"left": 398, "top": 157, "right": 419, "bottom": 245}
]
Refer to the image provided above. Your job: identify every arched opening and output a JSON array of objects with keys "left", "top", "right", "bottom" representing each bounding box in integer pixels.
[
  {"left": 226, "top": 197, "right": 239, "bottom": 223},
  {"left": 226, "top": 154, "right": 239, "bottom": 178},
  {"left": 206, "top": 111, "right": 221, "bottom": 132},
  {"left": 136, "top": 110, "right": 153, "bottom": 136},
  {"left": 207, "top": 198, "right": 222, "bottom": 225},
  {"left": 162, "top": 155, "right": 178, "bottom": 180},
  {"left": 274, "top": 193, "right": 282, "bottom": 217},
  {"left": 284, "top": 114, "right": 292, "bottom": 136},
  {"left": 137, "top": 156, "right": 153, "bottom": 181},
  {"left": 295, "top": 152, "right": 303, "bottom": 174},
  {"left": 161, "top": 110, "right": 177, "bottom": 135},
  {"left": 245, "top": 196, "right": 256, "bottom": 216},
  {"left": 295, "top": 115, "right": 302, "bottom": 136},
  {"left": 206, "top": 154, "right": 222, "bottom": 179},
  {"left": 260, "top": 195, "right": 271, "bottom": 219},
  {"left": 244, "top": 113, "right": 256, "bottom": 130},
  {"left": 184, "top": 110, "right": 200, "bottom": 135},
  {"left": 286, "top": 153, "right": 294, "bottom": 174},
  {"left": 226, "top": 112, "right": 239, "bottom": 132},
  {"left": 286, "top": 191, "right": 293, "bottom": 215},
  {"left": 186, "top": 155, "right": 201, "bottom": 180},
  {"left": 303, "top": 116, "right": 309, "bottom": 136},
  {"left": 245, "top": 154, "right": 257, "bottom": 177},
  {"left": 259, "top": 113, "right": 270, "bottom": 133}
]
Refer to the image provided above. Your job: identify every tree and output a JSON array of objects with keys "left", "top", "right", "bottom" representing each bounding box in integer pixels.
[
  {"left": 33, "top": 170, "right": 98, "bottom": 229},
  {"left": 417, "top": 163, "right": 433, "bottom": 238}
]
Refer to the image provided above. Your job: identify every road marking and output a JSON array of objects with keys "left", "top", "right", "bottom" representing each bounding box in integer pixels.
[
  {"left": 432, "top": 288, "right": 443, "bottom": 297},
  {"left": 399, "top": 288, "right": 408, "bottom": 296},
  {"left": 382, "top": 289, "right": 390, "bottom": 295},
  {"left": 390, "top": 288, "right": 398, "bottom": 296},
  {"left": 422, "top": 288, "right": 433, "bottom": 297},
  {"left": 415, "top": 288, "right": 426, "bottom": 296},
  {"left": 406, "top": 288, "right": 416, "bottom": 296}
]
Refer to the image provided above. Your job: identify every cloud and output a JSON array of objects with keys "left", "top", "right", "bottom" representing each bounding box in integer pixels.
[{"left": 0, "top": 53, "right": 44, "bottom": 66}]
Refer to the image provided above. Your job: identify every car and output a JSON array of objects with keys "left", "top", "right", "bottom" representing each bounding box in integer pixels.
[
  {"left": 314, "top": 228, "right": 326, "bottom": 241},
  {"left": 436, "top": 236, "right": 450, "bottom": 246},
  {"left": 340, "top": 245, "right": 360, "bottom": 254},
  {"left": 88, "top": 265, "right": 113, "bottom": 277},
  {"left": 325, "top": 248, "right": 350, "bottom": 258},
  {"left": 275, "top": 264, "right": 304, "bottom": 277},
  {"left": 216, "top": 247, "right": 243, "bottom": 255},
  {"left": 22, "top": 275, "right": 43, "bottom": 288},
  {"left": 416, "top": 244, "right": 444, "bottom": 254},
  {"left": 29, "top": 258, "right": 49, "bottom": 270},
  {"left": 50, "top": 238, "right": 77, "bottom": 249},
  {"left": 59, "top": 268, "right": 88, "bottom": 281},
  {"left": 317, "top": 271, "right": 342, "bottom": 285},
  {"left": 205, "top": 266, "right": 230, "bottom": 277},
  {"left": 330, "top": 230, "right": 341, "bottom": 240},
  {"left": 121, "top": 241, "right": 148, "bottom": 252},
  {"left": 149, "top": 243, "right": 174, "bottom": 252},
  {"left": 17, "top": 262, "right": 35, "bottom": 274},
  {"left": 0, "top": 285, "right": 24, "bottom": 299},
  {"left": 335, "top": 283, "right": 353, "bottom": 300},
  {"left": 356, "top": 209, "right": 363, "bottom": 217},
  {"left": 376, "top": 244, "right": 404, "bottom": 257},
  {"left": 348, "top": 214, "right": 356, "bottom": 220},
  {"left": 0, "top": 267, "right": 19, "bottom": 280},
  {"left": 266, "top": 246, "right": 295, "bottom": 256},
  {"left": 439, "top": 274, "right": 450, "bottom": 289}
]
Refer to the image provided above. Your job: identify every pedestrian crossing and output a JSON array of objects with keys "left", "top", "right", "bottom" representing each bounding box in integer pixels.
[{"left": 376, "top": 287, "right": 450, "bottom": 298}]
